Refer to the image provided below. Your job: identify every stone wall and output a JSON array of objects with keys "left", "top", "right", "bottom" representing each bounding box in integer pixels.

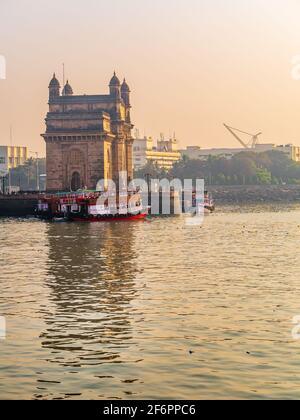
[
  {"left": 46, "top": 138, "right": 110, "bottom": 191},
  {"left": 0, "top": 195, "right": 38, "bottom": 217},
  {"left": 208, "top": 185, "right": 300, "bottom": 204}
]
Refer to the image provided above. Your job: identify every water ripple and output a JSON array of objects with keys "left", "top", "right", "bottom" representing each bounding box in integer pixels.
[{"left": 1, "top": 207, "right": 300, "bottom": 399}]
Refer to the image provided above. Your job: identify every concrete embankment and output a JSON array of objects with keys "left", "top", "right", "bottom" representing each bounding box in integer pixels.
[
  {"left": 208, "top": 185, "right": 300, "bottom": 204},
  {"left": 0, "top": 195, "right": 38, "bottom": 217}
]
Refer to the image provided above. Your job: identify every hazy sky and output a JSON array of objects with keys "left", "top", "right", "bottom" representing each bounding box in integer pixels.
[{"left": 1, "top": 0, "right": 300, "bottom": 155}]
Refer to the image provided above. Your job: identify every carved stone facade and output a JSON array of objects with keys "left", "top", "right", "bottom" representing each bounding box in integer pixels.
[{"left": 42, "top": 73, "right": 134, "bottom": 192}]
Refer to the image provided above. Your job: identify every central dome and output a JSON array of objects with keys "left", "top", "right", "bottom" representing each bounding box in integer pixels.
[{"left": 62, "top": 80, "right": 73, "bottom": 96}]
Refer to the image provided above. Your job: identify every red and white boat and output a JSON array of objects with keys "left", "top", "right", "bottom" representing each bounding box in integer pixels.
[{"left": 37, "top": 190, "right": 149, "bottom": 222}]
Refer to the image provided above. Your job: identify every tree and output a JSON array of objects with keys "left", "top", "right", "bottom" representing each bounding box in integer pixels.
[
  {"left": 256, "top": 168, "right": 272, "bottom": 184},
  {"left": 135, "top": 150, "right": 300, "bottom": 186},
  {"left": 9, "top": 158, "right": 46, "bottom": 191}
]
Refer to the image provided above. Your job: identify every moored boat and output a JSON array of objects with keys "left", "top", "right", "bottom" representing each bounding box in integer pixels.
[
  {"left": 37, "top": 190, "right": 149, "bottom": 222},
  {"left": 204, "top": 192, "right": 215, "bottom": 213}
]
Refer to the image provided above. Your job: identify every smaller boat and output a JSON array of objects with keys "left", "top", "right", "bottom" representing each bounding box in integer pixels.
[
  {"left": 183, "top": 190, "right": 215, "bottom": 215},
  {"left": 203, "top": 191, "right": 215, "bottom": 214}
]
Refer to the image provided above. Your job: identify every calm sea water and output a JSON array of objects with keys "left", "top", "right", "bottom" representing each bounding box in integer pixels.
[{"left": 1, "top": 205, "right": 300, "bottom": 400}]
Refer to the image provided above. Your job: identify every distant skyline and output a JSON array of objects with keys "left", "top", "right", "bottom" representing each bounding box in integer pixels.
[{"left": 1, "top": 0, "right": 300, "bottom": 156}]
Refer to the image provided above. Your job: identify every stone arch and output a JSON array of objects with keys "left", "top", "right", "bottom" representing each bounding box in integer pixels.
[
  {"left": 66, "top": 148, "right": 86, "bottom": 191},
  {"left": 71, "top": 171, "right": 81, "bottom": 191}
]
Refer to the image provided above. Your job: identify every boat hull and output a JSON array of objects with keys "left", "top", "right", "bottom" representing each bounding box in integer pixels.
[{"left": 71, "top": 212, "right": 148, "bottom": 222}]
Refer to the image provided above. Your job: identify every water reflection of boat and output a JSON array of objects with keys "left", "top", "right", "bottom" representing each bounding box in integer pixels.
[
  {"left": 37, "top": 190, "right": 148, "bottom": 222},
  {"left": 40, "top": 222, "right": 138, "bottom": 373}
]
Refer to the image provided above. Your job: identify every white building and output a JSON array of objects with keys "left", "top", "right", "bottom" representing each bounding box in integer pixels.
[
  {"left": 180, "top": 144, "right": 300, "bottom": 162},
  {"left": 133, "top": 137, "right": 181, "bottom": 170}
]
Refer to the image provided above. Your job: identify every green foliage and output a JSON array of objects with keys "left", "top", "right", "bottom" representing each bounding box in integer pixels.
[
  {"left": 9, "top": 158, "right": 46, "bottom": 191},
  {"left": 256, "top": 168, "right": 272, "bottom": 184},
  {"left": 135, "top": 150, "right": 300, "bottom": 185},
  {"left": 134, "top": 161, "right": 169, "bottom": 180}
]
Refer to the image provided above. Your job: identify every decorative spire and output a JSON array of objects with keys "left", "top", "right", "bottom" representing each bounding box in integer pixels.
[
  {"left": 49, "top": 73, "right": 60, "bottom": 88},
  {"left": 48, "top": 73, "right": 60, "bottom": 100},
  {"left": 109, "top": 71, "right": 121, "bottom": 87},
  {"left": 121, "top": 78, "right": 131, "bottom": 109},
  {"left": 62, "top": 80, "right": 73, "bottom": 96},
  {"left": 121, "top": 78, "right": 130, "bottom": 92}
]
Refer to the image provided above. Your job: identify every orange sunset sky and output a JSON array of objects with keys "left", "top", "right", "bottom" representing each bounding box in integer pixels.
[{"left": 1, "top": 0, "right": 300, "bottom": 156}]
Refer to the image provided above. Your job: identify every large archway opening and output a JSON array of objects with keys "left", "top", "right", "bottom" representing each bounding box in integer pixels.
[{"left": 71, "top": 171, "right": 81, "bottom": 191}]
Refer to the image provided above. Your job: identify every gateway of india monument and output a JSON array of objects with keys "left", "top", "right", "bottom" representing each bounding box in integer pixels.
[{"left": 42, "top": 72, "right": 134, "bottom": 192}]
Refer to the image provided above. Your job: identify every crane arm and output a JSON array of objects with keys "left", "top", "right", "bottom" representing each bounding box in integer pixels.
[
  {"left": 229, "top": 127, "right": 254, "bottom": 137},
  {"left": 223, "top": 124, "right": 249, "bottom": 149},
  {"left": 251, "top": 132, "right": 262, "bottom": 148}
]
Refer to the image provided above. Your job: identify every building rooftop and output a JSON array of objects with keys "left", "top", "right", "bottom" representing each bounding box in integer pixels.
[{"left": 51, "top": 94, "right": 113, "bottom": 104}]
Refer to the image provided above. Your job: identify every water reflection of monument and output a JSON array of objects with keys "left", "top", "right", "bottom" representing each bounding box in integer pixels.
[{"left": 40, "top": 222, "right": 139, "bottom": 368}]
